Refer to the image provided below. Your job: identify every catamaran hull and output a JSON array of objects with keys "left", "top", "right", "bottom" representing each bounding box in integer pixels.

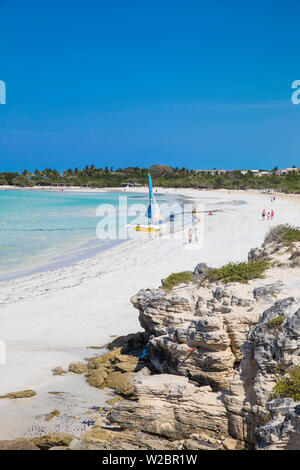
[{"left": 135, "top": 225, "right": 160, "bottom": 232}]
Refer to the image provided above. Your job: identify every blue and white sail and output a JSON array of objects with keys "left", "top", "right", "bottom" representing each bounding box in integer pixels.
[{"left": 145, "top": 173, "right": 162, "bottom": 223}]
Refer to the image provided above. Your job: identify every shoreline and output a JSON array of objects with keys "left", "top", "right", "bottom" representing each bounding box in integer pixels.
[
  {"left": 2, "top": 183, "right": 300, "bottom": 203},
  {"left": 1, "top": 187, "right": 300, "bottom": 439},
  {"left": 0, "top": 189, "right": 186, "bottom": 283}
]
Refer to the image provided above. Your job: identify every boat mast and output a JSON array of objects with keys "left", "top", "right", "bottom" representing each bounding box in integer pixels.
[{"left": 148, "top": 173, "right": 153, "bottom": 225}]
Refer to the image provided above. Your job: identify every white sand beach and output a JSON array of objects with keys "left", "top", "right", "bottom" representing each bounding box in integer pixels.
[{"left": 1, "top": 188, "right": 300, "bottom": 438}]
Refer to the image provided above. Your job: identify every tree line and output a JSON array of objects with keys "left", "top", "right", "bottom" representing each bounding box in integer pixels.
[{"left": 1, "top": 164, "right": 300, "bottom": 193}]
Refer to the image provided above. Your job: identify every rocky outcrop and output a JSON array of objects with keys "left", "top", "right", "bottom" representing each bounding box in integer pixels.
[
  {"left": 84, "top": 334, "right": 150, "bottom": 395},
  {"left": 0, "top": 438, "right": 40, "bottom": 450},
  {"left": 69, "top": 362, "right": 88, "bottom": 374},
  {"left": 225, "top": 296, "right": 300, "bottom": 445},
  {"left": 45, "top": 410, "right": 60, "bottom": 422},
  {"left": 256, "top": 399, "right": 300, "bottom": 450},
  {"left": 51, "top": 366, "right": 67, "bottom": 375},
  {"left": 0, "top": 389, "right": 36, "bottom": 399},
  {"left": 69, "top": 426, "right": 184, "bottom": 450},
  {"left": 131, "top": 284, "right": 259, "bottom": 391},
  {"left": 71, "top": 374, "right": 238, "bottom": 450},
  {"left": 30, "top": 433, "right": 74, "bottom": 450},
  {"left": 14, "top": 233, "right": 296, "bottom": 451},
  {"left": 106, "top": 292, "right": 300, "bottom": 450},
  {"left": 108, "top": 374, "right": 235, "bottom": 449},
  {"left": 98, "top": 237, "right": 300, "bottom": 450},
  {"left": 252, "top": 282, "right": 283, "bottom": 302},
  {"left": 0, "top": 433, "right": 74, "bottom": 451}
]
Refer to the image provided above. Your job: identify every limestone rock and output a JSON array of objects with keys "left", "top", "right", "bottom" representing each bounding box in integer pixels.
[
  {"left": 105, "top": 371, "right": 134, "bottom": 396},
  {"left": 45, "top": 410, "right": 60, "bottom": 421},
  {"left": 0, "top": 438, "right": 40, "bottom": 450},
  {"left": 31, "top": 433, "right": 74, "bottom": 450},
  {"left": 131, "top": 284, "right": 259, "bottom": 390},
  {"left": 69, "top": 426, "right": 183, "bottom": 450},
  {"left": 0, "top": 389, "right": 36, "bottom": 399},
  {"left": 86, "top": 367, "right": 108, "bottom": 388},
  {"left": 107, "top": 332, "right": 147, "bottom": 353},
  {"left": 256, "top": 399, "right": 300, "bottom": 450},
  {"left": 70, "top": 237, "right": 300, "bottom": 450},
  {"left": 107, "top": 374, "right": 229, "bottom": 447},
  {"left": 69, "top": 362, "right": 88, "bottom": 374},
  {"left": 115, "top": 360, "right": 141, "bottom": 373},
  {"left": 87, "top": 348, "right": 121, "bottom": 368},
  {"left": 253, "top": 282, "right": 282, "bottom": 302},
  {"left": 105, "top": 396, "right": 124, "bottom": 405},
  {"left": 193, "top": 262, "right": 211, "bottom": 278},
  {"left": 225, "top": 296, "right": 300, "bottom": 446},
  {"left": 52, "top": 366, "right": 67, "bottom": 375}
]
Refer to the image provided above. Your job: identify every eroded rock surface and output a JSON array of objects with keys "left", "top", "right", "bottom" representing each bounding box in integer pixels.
[
  {"left": 131, "top": 282, "right": 261, "bottom": 391},
  {"left": 255, "top": 399, "right": 300, "bottom": 450},
  {"left": 12, "top": 235, "right": 300, "bottom": 451},
  {"left": 108, "top": 374, "right": 232, "bottom": 448},
  {"left": 100, "top": 237, "right": 300, "bottom": 450}
]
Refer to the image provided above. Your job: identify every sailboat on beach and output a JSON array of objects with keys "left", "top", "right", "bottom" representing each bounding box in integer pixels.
[{"left": 135, "top": 173, "right": 163, "bottom": 232}]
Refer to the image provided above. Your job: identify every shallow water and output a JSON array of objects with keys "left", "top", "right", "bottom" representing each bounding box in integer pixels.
[
  {"left": 0, "top": 190, "right": 175, "bottom": 281},
  {"left": 0, "top": 373, "right": 111, "bottom": 440}
]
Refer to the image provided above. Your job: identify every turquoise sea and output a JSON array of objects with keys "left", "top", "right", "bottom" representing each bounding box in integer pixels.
[{"left": 0, "top": 190, "right": 173, "bottom": 281}]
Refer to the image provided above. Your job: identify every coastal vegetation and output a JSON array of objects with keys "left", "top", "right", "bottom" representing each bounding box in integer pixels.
[
  {"left": 266, "top": 315, "right": 285, "bottom": 330},
  {"left": 204, "top": 259, "right": 271, "bottom": 284},
  {"left": 162, "top": 271, "right": 193, "bottom": 291},
  {"left": 264, "top": 224, "right": 300, "bottom": 247},
  {"left": 1, "top": 164, "right": 300, "bottom": 193},
  {"left": 269, "top": 365, "right": 300, "bottom": 401}
]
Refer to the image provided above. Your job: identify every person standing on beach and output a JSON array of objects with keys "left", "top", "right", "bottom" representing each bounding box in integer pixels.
[
  {"left": 271, "top": 209, "right": 274, "bottom": 219},
  {"left": 194, "top": 227, "right": 199, "bottom": 244},
  {"left": 188, "top": 227, "right": 193, "bottom": 244},
  {"left": 262, "top": 209, "right": 266, "bottom": 220}
]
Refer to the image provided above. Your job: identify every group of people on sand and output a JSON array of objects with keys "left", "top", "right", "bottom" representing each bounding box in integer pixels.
[
  {"left": 262, "top": 209, "right": 275, "bottom": 220},
  {"left": 188, "top": 227, "right": 199, "bottom": 244}
]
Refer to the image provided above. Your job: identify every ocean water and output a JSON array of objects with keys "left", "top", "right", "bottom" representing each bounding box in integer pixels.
[{"left": 0, "top": 189, "right": 173, "bottom": 281}]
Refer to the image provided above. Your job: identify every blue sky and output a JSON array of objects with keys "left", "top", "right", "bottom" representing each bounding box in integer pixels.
[{"left": 0, "top": 0, "right": 300, "bottom": 172}]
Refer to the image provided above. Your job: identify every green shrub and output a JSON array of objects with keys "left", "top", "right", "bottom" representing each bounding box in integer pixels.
[
  {"left": 264, "top": 224, "right": 300, "bottom": 247},
  {"left": 263, "top": 412, "right": 272, "bottom": 423},
  {"left": 269, "top": 365, "right": 300, "bottom": 401},
  {"left": 266, "top": 315, "right": 285, "bottom": 329},
  {"left": 163, "top": 272, "right": 193, "bottom": 291},
  {"left": 204, "top": 260, "right": 270, "bottom": 284}
]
